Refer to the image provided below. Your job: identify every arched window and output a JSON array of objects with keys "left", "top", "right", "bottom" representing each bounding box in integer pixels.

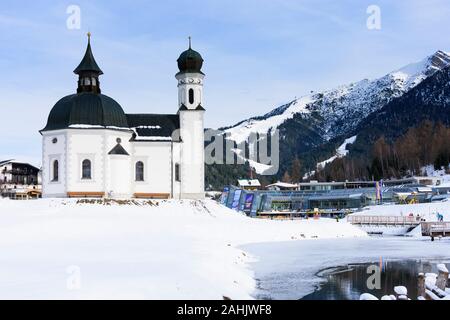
[
  {"left": 175, "top": 163, "right": 180, "bottom": 182},
  {"left": 52, "top": 160, "right": 59, "bottom": 182},
  {"left": 136, "top": 161, "right": 144, "bottom": 181},
  {"left": 82, "top": 159, "right": 92, "bottom": 180},
  {"left": 188, "top": 88, "right": 194, "bottom": 104}
]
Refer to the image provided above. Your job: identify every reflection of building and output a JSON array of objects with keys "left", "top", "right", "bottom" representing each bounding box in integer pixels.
[
  {"left": 40, "top": 35, "right": 205, "bottom": 199},
  {"left": 0, "top": 160, "right": 41, "bottom": 199}
]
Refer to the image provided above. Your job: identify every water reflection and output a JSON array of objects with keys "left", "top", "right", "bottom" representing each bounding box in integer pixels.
[{"left": 301, "top": 259, "right": 450, "bottom": 300}]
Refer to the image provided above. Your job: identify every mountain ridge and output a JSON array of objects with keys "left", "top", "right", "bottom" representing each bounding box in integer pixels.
[{"left": 219, "top": 50, "right": 450, "bottom": 173}]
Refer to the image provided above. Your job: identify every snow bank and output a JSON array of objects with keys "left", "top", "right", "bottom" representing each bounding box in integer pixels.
[
  {"left": 354, "top": 202, "right": 450, "bottom": 222},
  {"left": 437, "top": 264, "right": 449, "bottom": 273},
  {"left": 0, "top": 198, "right": 366, "bottom": 299}
]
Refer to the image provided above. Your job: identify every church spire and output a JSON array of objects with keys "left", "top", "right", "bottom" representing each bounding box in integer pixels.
[{"left": 74, "top": 33, "right": 103, "bottom": 94}]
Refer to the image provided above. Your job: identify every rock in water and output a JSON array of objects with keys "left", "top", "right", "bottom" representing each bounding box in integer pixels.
[
  {"left": 394, "top": 286, "right": 408, "bottom": 296},
  {"left": 360, "top": 293, "right": 379, "bottom": 300}
]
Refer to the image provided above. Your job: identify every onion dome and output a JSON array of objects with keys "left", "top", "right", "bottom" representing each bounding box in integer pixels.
[
  {"left": 41, "top": 93, "right": 128, "bottom": 132},
  {"left": 177, "top": 37, "right": 204, "bottom": 75}
]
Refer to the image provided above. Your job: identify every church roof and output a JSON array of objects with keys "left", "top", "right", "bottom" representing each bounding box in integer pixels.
[
  {"left": 73, "top": 36, "right": 103, "bottom": 75},
  {"left": 42, "top": 36, "right": 192, "bottom": 142},
  {"left": 127, "top": 114, "right": 180, "bottom": 141},
  {"left": 176, "top": 39, "right": 204, "bottom": 75},
  {"left": 41, "top": 92, "right": 129, "bottom": 132},
  {"left": 108, "top": 143, "right": 130, "bottom": 155}
]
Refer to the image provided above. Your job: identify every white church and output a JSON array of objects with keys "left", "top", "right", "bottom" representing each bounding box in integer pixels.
[{"left": 40, "top": 34, "right": 205, "bottom": 199}]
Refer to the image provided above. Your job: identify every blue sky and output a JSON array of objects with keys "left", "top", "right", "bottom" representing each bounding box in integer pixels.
[{"left": 1, "top": 0, "right": 450, "bottom": 165}]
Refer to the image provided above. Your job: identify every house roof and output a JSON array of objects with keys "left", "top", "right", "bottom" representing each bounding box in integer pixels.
[
  {"left": 266, "top": 182, "right": 298, "bottom": 189},
  {"left": 0, "top": 159, "right": 14, "bottom": 166},
  {"left": 127, "top": 114, "right": 180, "bottom": 141},
  {"left": 0, "top": 160, "right": 40, "bottom": 170},
  {"left": 237, "top": 179, "right": 261, "bottom": 187}
]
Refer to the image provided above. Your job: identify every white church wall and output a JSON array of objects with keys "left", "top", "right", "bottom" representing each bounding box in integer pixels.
[
  {"left": 42, "top": 131, "right": 67, "bottom": 197},
  {"left": 171, "top": 142, "right": 182, "bottom": 199},
  {"left": 104, "top": 130, "right": 133, "bottom": 198},
  {"left": 132, "top": 142, "right": 172, "bottom": 195},
  {"left": 108, "top": 156, "right": 132, "bottom": 198},
  {"left": 179, "top": 110, "right": 205, "bottom": 199},
  {"left": 66, "top": 130, "right": 105, "bottom": 193}
]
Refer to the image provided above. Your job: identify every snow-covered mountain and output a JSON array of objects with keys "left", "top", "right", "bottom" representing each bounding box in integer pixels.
[{"left": 222, "top": 50, "right": 450, "bottom": 144}]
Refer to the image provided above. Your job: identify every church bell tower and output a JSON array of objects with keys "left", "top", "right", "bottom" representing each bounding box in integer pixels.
[
  {"left": 176, "top": 37, "right": 205, "bottom": 199},
  {"left": 73, "top": 32, "right": 103, "bottom": 94}
]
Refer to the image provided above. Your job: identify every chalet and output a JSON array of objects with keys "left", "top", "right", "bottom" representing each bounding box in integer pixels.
[{"left": 0, "top": 160, "right": 41, "bottom": 199}]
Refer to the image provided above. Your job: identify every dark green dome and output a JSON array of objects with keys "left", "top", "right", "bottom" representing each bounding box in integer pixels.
[
  {"left": 41, "top": 92, "right": 129, "bottom": 132},
  {"left": 177, "top": 48, "right": 204, "bottom": 74}
]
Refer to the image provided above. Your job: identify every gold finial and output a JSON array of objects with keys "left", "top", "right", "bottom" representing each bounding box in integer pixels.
[
  {"left": 188, "top": 36, "right": 191, "bottom": 49},
  {"left": 87, "top": 31, "right": 91, "bottom": 41}
]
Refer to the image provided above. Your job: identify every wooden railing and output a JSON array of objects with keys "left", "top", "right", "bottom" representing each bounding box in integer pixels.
[
  {"left": 347, "top": 215, "right": 420, "bottom": 225},
  {"left": 421, "top": 222, "right": 450, "bottom": 237}
]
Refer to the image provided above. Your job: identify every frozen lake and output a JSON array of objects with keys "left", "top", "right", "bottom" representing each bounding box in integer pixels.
[
  {"left": 242, "top": 236, "right": 450, "bottom": 300},
  {"left": 302, "top": 259, "right": 450, "bottom": 300}
]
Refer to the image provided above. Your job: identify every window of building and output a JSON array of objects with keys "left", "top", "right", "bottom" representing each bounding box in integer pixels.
[
  {"left": 188, "top": 88, "right": 194, "bottom": 104},
  {"left": 52, "top": 160, "right": 59, "bottom": 182},
  {"left": 136, "top": 161, "right": 144, "bottom": 181},
  {"left": 175, "top": 163, "right": 180, "bottom": 182},
  {"left": 82, "top": 159, "right": 92, "bottom": 180}
]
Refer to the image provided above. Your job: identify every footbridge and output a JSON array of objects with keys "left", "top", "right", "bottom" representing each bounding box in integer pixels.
[{"left": 347, "top": 215, "right": 421, "bottom": 227}]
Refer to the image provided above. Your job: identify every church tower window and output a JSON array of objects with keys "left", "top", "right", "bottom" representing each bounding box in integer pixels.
[
  {"left": 52, "top": 160, "right": 59, "bottom": 182},
  {"left": 175, "top": 163, "right": 180, "bottom": 182},
  {"left": 188, "top": 89, "right": 194, "bottom": 104},
  {"left": 135, "top": 161, "right": 144, "bottom": 181},
  {"left": 82, "top": 159, "right": 92, "bottom": 179}
]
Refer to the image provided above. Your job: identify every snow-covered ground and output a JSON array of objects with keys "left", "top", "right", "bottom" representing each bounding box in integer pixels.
[
  {"left": 0, "top": 198, "right": 366, "bottom": 300},
  {"left": 421, "top": 165, "right": 450, "bottom": 187},
  {"left": 357, "top": 201, "right": 450, "bottom": 220}
]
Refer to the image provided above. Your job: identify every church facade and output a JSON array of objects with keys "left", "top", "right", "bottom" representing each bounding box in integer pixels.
[{"left": 40, "top": 35, "right": 205, "bottom": 199}]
